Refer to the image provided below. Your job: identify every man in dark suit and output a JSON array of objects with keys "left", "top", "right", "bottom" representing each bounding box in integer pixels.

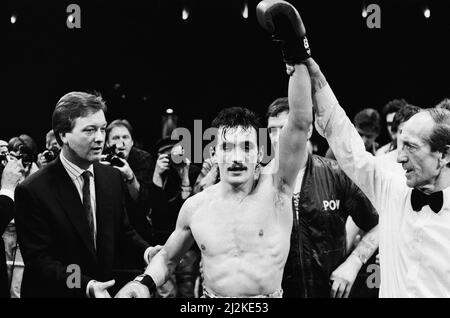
[
  {"left": 15, "top": 92, "right": 152, "bottom": 298},
  {"left": 1, "top": 158, "right": 24, "bottom": 298}
]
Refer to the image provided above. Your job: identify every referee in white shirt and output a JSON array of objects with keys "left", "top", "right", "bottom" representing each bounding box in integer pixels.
[{"left": 297, "top": 58, "right": 450, "bottom": 297}]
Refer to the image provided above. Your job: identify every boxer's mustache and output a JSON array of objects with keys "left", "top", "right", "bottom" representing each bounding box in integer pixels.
[{"left": 228, "top": 163, "right": 247, "bottom": 171}]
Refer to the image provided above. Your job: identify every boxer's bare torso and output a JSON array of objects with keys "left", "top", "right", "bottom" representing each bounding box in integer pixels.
[{"left": 185, "top": 165, "right": 293, "bottom": 297}]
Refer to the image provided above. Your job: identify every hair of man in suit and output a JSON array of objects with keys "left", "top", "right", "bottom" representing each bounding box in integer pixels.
[{"left": 52, "top": 92, "right": 107, "bottom": 146}]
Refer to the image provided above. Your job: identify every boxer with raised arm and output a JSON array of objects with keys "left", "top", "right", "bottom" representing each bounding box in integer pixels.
[{"left": 116, "top": 0, "right": 313, "bottom": 298}]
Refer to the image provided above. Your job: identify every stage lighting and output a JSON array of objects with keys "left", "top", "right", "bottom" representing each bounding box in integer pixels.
[
  {"left": 242, "top": 2, "right": 249, "bottom": 19},
  {"left": 182, "top": 7, "right": 189, "bottom": 21},
  {"left": 362, "top": 8, "right": 368, "bottom": 18}
]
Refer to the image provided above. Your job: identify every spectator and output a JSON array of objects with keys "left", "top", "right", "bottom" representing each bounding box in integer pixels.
[
  {"left": 3, "top": 134, "right": 39, "bottom": 297},
  {"left": 105, "top": 119, "right": 155, "bottom": 267},
  {"left": 376, "top": 99, "right": 408, "bottom": 156},
  {"left": 326, "top": 108, "right": 381, "bottom": 159},
  {"left": 266, "top": 97, "right": 379, "bottom": 298},
  {"left": 37, "top": 130, "right": 61, "bottom": 167},
  {"left": 436, "top": 98, "right": 450, "bottom": 111},
  {"left": 150, "top": 137, "right": 201, "bottom": 298},
  {"left": 1, "top": 157, "right": 25, "bottom": 298}
]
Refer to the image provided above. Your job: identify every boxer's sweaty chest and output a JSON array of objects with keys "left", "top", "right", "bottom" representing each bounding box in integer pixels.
[{"left": 190, "top": 190, "right": 292, "bottom": 258}]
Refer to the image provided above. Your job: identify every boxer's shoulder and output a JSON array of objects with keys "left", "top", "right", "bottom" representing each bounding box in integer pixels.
[{"left": 182, "top": 185, "right": 216, "bottom": 213}]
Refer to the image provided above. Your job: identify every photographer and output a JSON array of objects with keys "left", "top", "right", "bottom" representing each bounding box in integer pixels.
[
  {"left": 37, "top": 130, "right": 61, "bottom": 168},
  {"left": 150, "top": 138, "right": 201, "bottom": 298},
  {"left": 0, "top": 140, "right": 8, "bottom": 158},
  {"left": 104, "top": 119, "right": 155, "bottom": 248},
  {"left": 7, "top": 135, "right": 39, "bottom": 177},
  {"left": 1, "top": 152, "right": 27, "bottom": 298},
  {"left": 3, "top": 135, "right": 39, "bottom": 297}
]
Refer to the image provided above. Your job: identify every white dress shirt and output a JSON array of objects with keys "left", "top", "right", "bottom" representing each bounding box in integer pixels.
[{"left": 314, "top": 83, "right": 450, "bottom": 297}]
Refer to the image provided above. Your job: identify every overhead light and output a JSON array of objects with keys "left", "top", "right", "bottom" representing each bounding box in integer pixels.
[
  {"left": 166, "top": 108, "right": 174, "bottom": 114},
  {"left": 362, "top": 8, "right": 368, "bottom": 18},
  {"left": 11, "top": 14, "right": 17, "bottom": 24},
  {"left": 424, "top": 8, "right": 431, "bottom": 19},
  {"left": 242, "top": 2, "right": 249, "bottom": 19},
  {"left": 182, "top": 7, "right": 189, "bottom": 21}
]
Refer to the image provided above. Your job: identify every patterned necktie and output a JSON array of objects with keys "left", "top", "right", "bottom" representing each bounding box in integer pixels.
[
  {"left": 410, "top": 188, "right": 443, "bottom": 214},
  {"left": 81, "top": 171, "right": 96, "bottom": 248}
]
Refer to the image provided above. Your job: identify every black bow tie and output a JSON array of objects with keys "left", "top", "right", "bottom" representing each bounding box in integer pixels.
[{"left": 410, "top": 189, "right": 443, "bottom": 213}]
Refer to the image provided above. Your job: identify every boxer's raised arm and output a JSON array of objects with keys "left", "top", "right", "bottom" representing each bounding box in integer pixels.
[
  {"left": 276, "top": 63, "right": 312, "bottom": 189},
  {"left": 256, "top": 0, "right": 313, "bottom": 191}
]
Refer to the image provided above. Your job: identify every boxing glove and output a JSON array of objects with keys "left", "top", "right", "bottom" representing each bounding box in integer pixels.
[{"left": 256, "top": 0, "right": 311, "bottom": 65}]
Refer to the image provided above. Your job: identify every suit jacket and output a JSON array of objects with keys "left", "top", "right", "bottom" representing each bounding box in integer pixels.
[
  {"left": 0, "top": 194, "right": 14, "bottom": 298},
  {"left": 14, "top": 158, "right": 149, "bottom": 298}
]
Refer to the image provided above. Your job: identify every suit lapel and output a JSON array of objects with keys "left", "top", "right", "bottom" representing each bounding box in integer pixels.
[{"left": 53, "top": 158, "right": 97, "bottom": 258}]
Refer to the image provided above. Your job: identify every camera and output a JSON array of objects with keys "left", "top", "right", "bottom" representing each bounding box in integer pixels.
[
  {"left": 42, "top": 146, "right": 60, "bottom": 163},
  {"left": 13, "top": 145, "right": 37, "bottom": 167},
  {"left": 169, "top": 145, "right": 186, "bottom": 169},
  {"left": 101, "top": 144, "right": 125, "bottom": 167},
  {"left": 0, "top": 153, "right": 8, "bottom": 168}
]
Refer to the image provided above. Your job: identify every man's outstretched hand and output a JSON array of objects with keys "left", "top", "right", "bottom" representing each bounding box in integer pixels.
[
  {"left": 115, "top": 281, "right": 151, "bottom": 298},
  {"left": 89, "top": 279, "right": 115, "bottom": 298}
]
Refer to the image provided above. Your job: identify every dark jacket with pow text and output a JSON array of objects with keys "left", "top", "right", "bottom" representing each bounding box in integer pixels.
[{"left": 282, "top": 154, "right": 378, "bottom": 298}]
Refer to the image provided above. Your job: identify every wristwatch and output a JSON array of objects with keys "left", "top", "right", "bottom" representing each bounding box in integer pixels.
[{"left": 134, "top": 274, "right": 156, "bottom": 294}]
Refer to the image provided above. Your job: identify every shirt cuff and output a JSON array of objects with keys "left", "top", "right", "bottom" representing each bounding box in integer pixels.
[
  {"left": 143, "top": 247, "right": 152, "bottom": 265},
  {"left": 86, "top": 280, "right": 97, "bottom": 298},
  {"left": 0, "top": 188, "right": 15, "bottom": 202},
  {"left": 313, "top": 83, "right": 340, "bottom": 137}
]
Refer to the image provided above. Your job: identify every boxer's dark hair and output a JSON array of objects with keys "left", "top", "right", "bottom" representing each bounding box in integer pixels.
[
  {"left": 106, "top": 119, "right": 134, "bottom": 139},
  {"left": 52, "top": 91, "right": 107, "bottom": 146},
  {"left": 266, "top": 97, "right": 289, "bottom": 121},
  {"left": 422, "top": 109, "right": 450, "bottom": 165},
  {"left": 354, "top": 108, "right": 381, "bottom": 136},
  {"left": 436, "top": 98, "right": 450, "bottom": 111},
  {"left": 212, "top": 107, "right": 262, "bottom": 146}
]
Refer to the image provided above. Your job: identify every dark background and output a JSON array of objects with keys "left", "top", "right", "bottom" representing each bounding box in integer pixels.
[{"left": 3, "top": 0, "right": 450, "bottom": 156}]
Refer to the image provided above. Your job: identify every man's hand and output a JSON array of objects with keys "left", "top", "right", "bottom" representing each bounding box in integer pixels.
[
  {"left": 114, "top": 281, "right": 151, "bottom": 298},
  {"left": 37, "top": 153, "right": 49, "bottom": 168},
  {"left": 112, "top": 158, "right": 135, "bottom": 182},
  {"left": 89, "top": 279, "right": 115, "bottom": 298},
  {"left": 329, "top": 254, "right": 362, "bottom": 298},
  {"left": 303, "top": 58, "right": 328, "bottom": 96},
  {"left": 152, "top": 154, "right": 170, "bottom": 188},
  {"left": 155, "top": 154, "right": 170, "bottom": 176},
  {"left": 200, "top": 161, "right": 219, "bottom": 189},
  {"left": 145, "top": 245, "right": 163, "bottom": 265},
  {"left": 1, "top": 157, "right": 25, "bottom": 191}
]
